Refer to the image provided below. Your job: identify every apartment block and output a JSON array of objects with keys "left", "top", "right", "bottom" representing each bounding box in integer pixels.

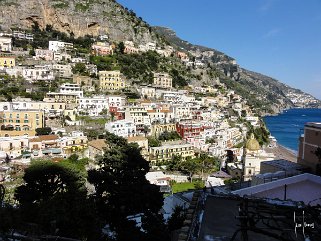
[
  {"left": 105, "top": 120, "right": 136, "bottom": 138},
  {"left": 92, "top": 42, "right": 113, "bottom": 56},
  {"left": 298, "top": 122, "right": 321, "bottom": 173},
  {"left": 99, "top": 70, "right": 125, "bottom": 91},
  {"left": 34, "top": 49, "right": 54, "bottom": 61},
  {"left": 149, "top": 143, "right": 195, "bottom": 163},
  {"left": 153, "top": 72, "right": 172, "bottom": 89},
  {"left": 0, "top": 110, "right": 44, "bottom": 137},
  {"left": 49, "top": 41, "right": 73, "bottom": 52}
]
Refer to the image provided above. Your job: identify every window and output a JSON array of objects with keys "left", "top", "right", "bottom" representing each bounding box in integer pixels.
[{"left": 24, "top": 114, "right": 28, "bottom": 119}]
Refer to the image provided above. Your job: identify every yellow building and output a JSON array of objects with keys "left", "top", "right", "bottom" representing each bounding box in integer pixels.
[
  {"left": 0, "top": 110, "right": 44, "bottom": 137},
  {"left": 99, "top": 70, "right": 125, "bottom": 91},
  {"left": 149, "top": 143, "right": 195, "bottom": 164},
  {"left": 151, "top": 123, "right": 176, "bottom": 137},
  {"left": 0, "top": 56, "right": 15, "bottom": 68}
]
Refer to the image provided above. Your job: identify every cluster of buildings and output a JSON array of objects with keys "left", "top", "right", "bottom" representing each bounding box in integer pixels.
[{"left": 1, "top": 30, "right": 320, "bottom": 192}]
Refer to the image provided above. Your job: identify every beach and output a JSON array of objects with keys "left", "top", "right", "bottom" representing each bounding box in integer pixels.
[{"left": 264, "top": 144, "right": 297, "bottom": 162}]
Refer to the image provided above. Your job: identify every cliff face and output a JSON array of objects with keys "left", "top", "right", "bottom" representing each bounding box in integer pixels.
[{"left": 0, "top": 0, "right": 158, "bottom": 42}]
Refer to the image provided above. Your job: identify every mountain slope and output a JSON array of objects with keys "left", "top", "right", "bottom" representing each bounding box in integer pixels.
[
  {"left": 154, "top": 26, "right": 321, "bottom": 113},
  {"left": 0, "top": 0, "right": 320, "bottom": 114}
]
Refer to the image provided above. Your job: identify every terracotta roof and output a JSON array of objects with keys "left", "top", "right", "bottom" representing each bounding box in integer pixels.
[
  {"left": 29, "top": 137, "right": 41, "bottom": 142},
  {"left": 147, "top": 110, "right": 156, "bottom": 113},
  {"left": 88, "top": 139, "right": 108, "bottom": 151},
  {"left": 30, "top": 135, "right": 59, "bottom": 142},
  {"left": 127, "top": 136, "right": 147, "bottom": 142}
]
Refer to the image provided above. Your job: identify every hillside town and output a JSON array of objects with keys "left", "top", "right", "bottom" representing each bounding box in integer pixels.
[
  {"left": 0, "top": 30, "right": 264, "bottom": 169},
  {"left": 1, "top": 26, "right": 321, "bottom": 241}
]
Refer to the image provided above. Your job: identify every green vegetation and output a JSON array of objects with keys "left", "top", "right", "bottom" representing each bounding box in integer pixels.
[
  {"left": 35, "top": 127, "right": 52, "bottom": 136},
  {"left": 148, "top": 136, "right": 161, "bottom": 147},
  {"left": 52, "top": 1, "right": 69, "bottom": 9},
  {"left": 171, "top": 180, "right": 204, "bottom": 193},
  {"left": 245, "top": 120, "right": 270, "bottom": 146},
  {"left": 75, "top": 3, "right": 90, "bottom": 12},
  {"left": 14, "top": 160, "right": 99, "bottom": 240},
  {"left": 166, "top": 154, "right": 220, "bottom": 181},
  {"left": 0, "top": 74, "right": 51, "bottom": 101},
  {"left": 88, "top": 132, "right": 169, "bottom": 240},
  {"left": 220, "top": 76, "right": 274, "bottom": 114},
  {"left": 76, "top": 115, "right": 107, "bottom": 125},
  {"left": 158, "top": 131, "right": 182, "bottom": 141},
  {"left": 1, "top": 133, "right": 171, "bottom": 240}
]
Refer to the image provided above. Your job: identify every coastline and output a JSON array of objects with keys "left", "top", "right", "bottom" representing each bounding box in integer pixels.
[{"left": 265, "top": 144, "right": 297, "bottom": 163}]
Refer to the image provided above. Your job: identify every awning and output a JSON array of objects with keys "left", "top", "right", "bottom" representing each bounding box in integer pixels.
[
  {"left": 51, "top": 148, "right": 62, "bottom": 154},
  {"left": 42, "top": 149, "right": 51, "bottom": 154}
]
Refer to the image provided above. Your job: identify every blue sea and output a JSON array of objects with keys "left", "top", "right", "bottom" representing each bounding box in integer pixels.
[{"left": 264, "top": 108, "right": 321, "bottom": 152}]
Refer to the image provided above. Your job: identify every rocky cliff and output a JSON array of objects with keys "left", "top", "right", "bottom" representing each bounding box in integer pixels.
[{"left": 0, "top": 0, "right": 159, "bottom": 43}]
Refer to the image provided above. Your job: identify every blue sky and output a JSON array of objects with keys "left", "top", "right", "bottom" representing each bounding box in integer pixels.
[{"left": 117, "top": 0, "right": 321, "bottom": 99}]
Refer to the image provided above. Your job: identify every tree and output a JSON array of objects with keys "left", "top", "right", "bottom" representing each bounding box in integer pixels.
[
  {"left": 167, "top": 206, "right": 186, "bottom": 232},
  {"left": 180, "top": 158, "right": 201, "bottom": 182},
  {"left": 15, "top": 161, "right": 99, "bottom": 240},
  {"left": 29, "top": 48, "right": 35, "bottom": 56},
  {"left": 167, "top": 154, "right": 182, "bottom": 171},
  {"left": 72, "top": 62, "right": 88, "bottom": 75},
  {"left": 117, "top": 41, "right": 125, "bottom": 54},
  {"left": 88, "top": 132, "right": 167, "bottom": 240},
  {"left": 148, "top": 136, "right": 161, "bottom": 147},
  {"left": 143, "top": 125, "right": 150, "bottom": 137},
  {"left": 35, "top": 127, "right": 52, "bottom": 135}
]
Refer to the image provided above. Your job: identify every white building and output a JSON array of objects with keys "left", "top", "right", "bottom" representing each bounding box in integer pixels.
[
  {"left": 52, "top": 64, "right": 73, "bottom": 78},
  {"left": 78, "top": 95, "right": 109, "bottom": 116},
  {"left": 141, "top": 86, "right": 156, "bottom": 99},
  {"left": 124, "top": 106, "right": 151, "bottom": 132},
  {"left": 0, "top": 135, "right": 29, "bottom": 159},
  {"left": 0, "top": 37, "right": 12, "bottom": 52},
  {"left": 53, "top": 52, "right": 72, "bottom": 62},
  {"left": 105, "top": 120, "right": 136, "bottom": 138},
  {"left": 107, "top": 95, "right": 126, "bottom": 107},
  {"left": 173, "top": 105, "right": 192, "bottom": 120},
  {"left": 59, "top": 83, "right": 83, "bottom": 98},
  {"left": 34, "top": 49, "right": 54, "bottom": 61},
  {"left": 22, "top": 66, "right": 55, "bottom": 82},
  {"left": 49, "top": 41, "right": 73, "bottom": 53}
]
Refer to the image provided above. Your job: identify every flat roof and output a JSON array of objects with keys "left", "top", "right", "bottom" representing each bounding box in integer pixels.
[
  {"left": 305, "top": 122, "right": 321, "bottom": 129},
  {"left": 261, "top": 159, "right": 303, "bottom": 170},
  {"left": 199, "top": 196, "right": 281, "bottom": 241},
  {"left": 233, "top": 173, "right": 321, "bottom": 206}
]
